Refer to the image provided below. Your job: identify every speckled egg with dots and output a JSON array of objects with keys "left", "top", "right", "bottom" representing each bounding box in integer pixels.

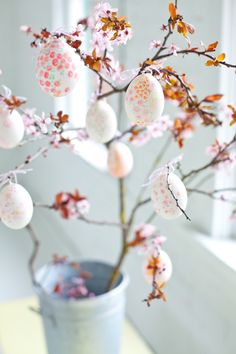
[
  {"left": 36, "top": 38, "right": 80, "bottom": 97},
  {"left": 125, "top": 73, "right": 164, "bottom": 126},
  {"left": 151, "top": 172, "right": 188, "bottom": 220},
  {"left": 0, "top": 183, "right": 33, "bottom": 230}
]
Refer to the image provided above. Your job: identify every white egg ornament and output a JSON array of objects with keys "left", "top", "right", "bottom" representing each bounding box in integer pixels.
[
  {"left": 125, "top": 73, "right": 164, "bottom": 126},
  {"left": 151, "top": 172, "right": 187, "bottom": 220},
  {"left": 86, "top": 100, "right": 117, "bottom": 143},
  {"left": 0, "top": 109, "right": 24, "bottom": 149},
  {"left": 107, "top": 142, "right": 133, "bottom": 178},
  {"left": 144, "top": 250, "right": 172, "bottom": 285},
  {"left": 0, "top": 183, "right": 33, "bottom": 230},
  {"left": 36, "top": 38, "right": 80, "bottom": 97}
]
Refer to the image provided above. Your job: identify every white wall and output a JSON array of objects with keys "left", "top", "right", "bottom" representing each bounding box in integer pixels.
[{"left": 1, "top": 1, "right": 236, "bottom": 354}]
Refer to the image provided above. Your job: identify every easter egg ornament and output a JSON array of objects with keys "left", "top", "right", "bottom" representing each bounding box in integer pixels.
[
  {"left": 0, "top": 109, "right": 24, "bottom": 149},
  {"left": 36, "top": 37, "right": 80, "bottom": 97},
  {"left": 144, "top": 250, "right": 172, "bottom": 285},
  {"left": 107, "top": 142, "right": 133, "bottom": 178},
  {"left": 151, "top": 172, "right": 188, "bottom": 220},
  {"left": 0, "top": 183, "right": 33, "bottom": 229},
  {"left": 86, "top": 100, "right": 117, "bottom": 143},
  {"left": 125, "top": 73, "right": 164, "bottom": 126}
]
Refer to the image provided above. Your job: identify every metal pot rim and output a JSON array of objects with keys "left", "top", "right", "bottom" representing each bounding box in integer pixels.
[{"left": 35, "top": 259, "right": 129, "bottom": 305}]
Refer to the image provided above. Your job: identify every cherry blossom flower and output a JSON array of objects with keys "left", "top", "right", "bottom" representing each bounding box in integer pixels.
[
  {"left": 92, "top": 1, "right": 132, "bottom": 51},
  {"left": 130, "top": 115, "right": 173, "bottom": 146},
  {"left": 169, "top": 43, "right": 180, "bottom": 56},
  {"left": 94, "top": 2, "right": 117, "bottom": 21},
  {"left": 53, "top": 190, "right": 90, "bottom": 219},
  {"left": 206, "top": 139, "right": 236, "bottom": 171},
  {"left": 147, "top": 115, "right": 173, "bottom": 138},
  {"left": 20, "top": 25, "right": 32, "bottom": 34},
  {"left": 128, "top": 223, "right": 166, "bottom": 254},
  {"left": 149, "top": 39, "right": 162, "bottom": 50}
]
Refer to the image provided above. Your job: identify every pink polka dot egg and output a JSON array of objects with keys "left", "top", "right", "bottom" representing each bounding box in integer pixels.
[
  {"left": 0, "top": 183, "right": 33, "bottom": 230},
  {"left": 36, "top": 37, "right": 80, "bottom": 97},
  {"left": 151, "top": 172, "right": 188, "bottom": 220},
  {"left": 125, "top": 73, "right": 164, "bottom": 127}
]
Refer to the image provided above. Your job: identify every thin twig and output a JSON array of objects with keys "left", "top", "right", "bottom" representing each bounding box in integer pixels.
[
  {"left": 167, "top": 166, "right": 191, "bottom": 221},
  {"left": 187, "top": 187, "right": 236, "bottom": 204},
  {"left": 34, "top": 202, "right": 126, "bottom": 229},
  {"left": 182, "top": 134, "right": 236, "bottom": 181},
  {"left": 107, "top": 178, "right": 129, "bottom": 291},
  {"left": 127, "top": 135, "right": 172, "bottom": 230}
]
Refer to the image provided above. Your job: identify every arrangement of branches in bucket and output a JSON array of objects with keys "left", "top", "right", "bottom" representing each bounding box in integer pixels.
[{"left": 0, "top": 1, "right": 236, "bottom": 309}]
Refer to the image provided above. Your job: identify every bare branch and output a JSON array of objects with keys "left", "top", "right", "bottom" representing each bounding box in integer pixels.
[
  {"left": 167, "top": 166, "right": 191, "bottom": 221},
  {"left": 182, "top": 134, "right": 236, "bottom": 181}
]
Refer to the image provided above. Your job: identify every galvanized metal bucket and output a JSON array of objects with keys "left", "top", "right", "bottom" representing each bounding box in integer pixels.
[{"left": 35, "top": 260, "right": 129, "bottom": 354}]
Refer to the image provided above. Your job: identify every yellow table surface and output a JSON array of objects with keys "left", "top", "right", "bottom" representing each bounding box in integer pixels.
[{"left": 0, "top": 297, "right": 153, "bottom": 354}]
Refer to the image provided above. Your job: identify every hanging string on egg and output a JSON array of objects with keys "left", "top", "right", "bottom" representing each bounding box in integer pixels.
[{"left": 143, "top": 156, "right": 190, "bottom": 220}]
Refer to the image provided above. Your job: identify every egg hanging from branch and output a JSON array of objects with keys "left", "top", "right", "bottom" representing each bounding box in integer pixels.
[
  {"left": 0, "top": 109, "right": 24, "bottom": 149},
  {"left": 0, "top": 183, "right": 33, "bottom": 229},
  {"left": 144, "top": 250, "right": 172, "bottom": 285},
  {"left": 36, "top": 38, "right": 80, "bottom": 97},
  {"left": 151, "top": 172, "right": 188, "bottom": 219},
  {"left": 125, "top": 73, "right": 164, "bottom": 126},
  {"left": 86, "top": 100, "right": 117, "bottom": 143},
  {"left": 107, "top": 141, "right": 134, "bottom": 178}
]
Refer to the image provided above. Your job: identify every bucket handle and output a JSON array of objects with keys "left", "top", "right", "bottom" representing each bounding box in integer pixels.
[{"left": 29, "top": 306, "right": 57, "bottom": 327}]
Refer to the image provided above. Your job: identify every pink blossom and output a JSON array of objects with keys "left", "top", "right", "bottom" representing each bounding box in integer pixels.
[
  {"left": 147, "top": 115, "right": 173, "bottom": 138},
  {"left": 149, "top": 39, "right": 161, "bottom": 50},
  {"left": 131, "top": 116, "right": 173, "bottom": 147},
  {"left": 77, "top": 199, "right": 90, "bottom": 216},
  {"left": 169, "top": 43, "right": 180, "bottom": 56},
  {"left": 135, "top": 223, "right": 156, "bottom": 239},
  {"left": 92, "top": 2, "right": 132, "bottom": 51},
  {"left": 133, "top": 223, "right": 167, "bottom": 255},
  {"left": 206, "top": 139, "right": 236, "bottom": 171},
  {"left": 20, "top": 25, "right": 32, "bottom": 34},
  {"left": 94, "top": 2, "right": 117, "bottom": 21}
]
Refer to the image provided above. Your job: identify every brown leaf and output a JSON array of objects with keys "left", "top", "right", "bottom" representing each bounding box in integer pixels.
[
  {"left": 169, "top": 2, "right": 177, "bottom": 20},
  {"left": 216, "top": 53, "right": 225, "bottom": 61},
  {"left": 206, "top": 41, "right": 218, "bottom": 52},
  {"left": 203, "top": 94, "right": 223, "bottom": 102}
]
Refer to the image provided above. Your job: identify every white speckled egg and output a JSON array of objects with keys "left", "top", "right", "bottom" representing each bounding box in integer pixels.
[
  {"left": 86, "top": 100, "right": 117, "bottom": 143},
  {"left": 107, "top": 142, "right": 133, "bottom": 178},
  {"left": 36, "top": 38, "right": 80, "bottom": 97},
  {"left": 151, "top": 172, "right": 187, "bottom": 219},
  {"left": 0, "top": 109, "right": 24, "bottom": 149},
  {"left": 125, "top": 73, "right": 164, "bottom": 126},
  {"left": 144, "top": 250, "right": 172, "bottom": 284},
  {"left": 0, "top": 183, "right": 33, "bottom": 229}
]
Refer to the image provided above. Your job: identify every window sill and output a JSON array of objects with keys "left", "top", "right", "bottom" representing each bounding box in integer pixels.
[{"left": 197, "top": 234, "right": 236, "bottom": 272}]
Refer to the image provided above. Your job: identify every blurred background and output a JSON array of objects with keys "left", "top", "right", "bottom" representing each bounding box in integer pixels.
[{"left": 0, "top": 0, "right": 236, "bottom": 353}]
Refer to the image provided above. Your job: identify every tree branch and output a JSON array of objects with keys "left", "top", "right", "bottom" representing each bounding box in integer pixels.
[
  {"left": 167, "top": 166, "right": 191, "bottom": 221},
  {"left": 182, "top": 134, "right": 236, "bottom": 182},
  {"left": 107, "top": 178, "right": 129, "bottom": 291}
]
